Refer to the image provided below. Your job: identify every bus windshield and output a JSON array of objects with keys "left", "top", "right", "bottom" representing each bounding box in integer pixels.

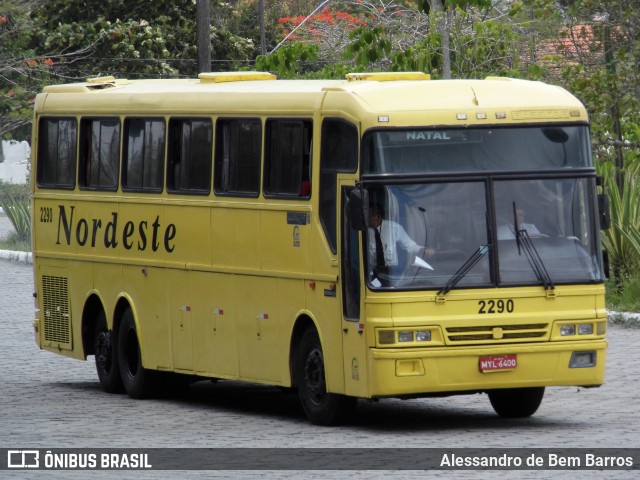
[
  {"left": 363, "top": 126, "right": 592, "bottom": 174},
  {"left": 364, "top": 178, "right": 603, "bottom": 291}
]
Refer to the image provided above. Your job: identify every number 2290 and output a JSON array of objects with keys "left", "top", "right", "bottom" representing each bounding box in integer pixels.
[{"left": 478, "top": 299, "right": 514, "bottom": 314}]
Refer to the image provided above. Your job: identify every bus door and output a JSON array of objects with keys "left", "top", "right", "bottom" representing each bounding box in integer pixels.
[{"left": 339, "top": 185, "right": 369, "bottom": 397}]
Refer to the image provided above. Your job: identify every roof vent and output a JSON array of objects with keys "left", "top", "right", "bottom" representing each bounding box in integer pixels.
[
  {"left": 198, "top": 71, "right": 277, "bottom": 83},
  {"left": 346, "top": 72, "right": 430, "bottom": 82},
  {"left": 85, "top": 76, "right": 118, "bottom": 89}
]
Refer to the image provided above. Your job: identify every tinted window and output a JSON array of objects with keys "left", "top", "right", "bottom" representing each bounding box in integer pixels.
[
  {"left": 214, "top": 118, "right": 261, "bottom": 196},
  {"left": 79, "top": 117, "right": 120, "bottom": 190},
  {"left": 123, "top": 118, "right": 165, "bottom": 192},
  {"left": 264, "top": 119, "right": 312, "bottom": 198},
  {"left": 37, "top": 117, "right": 77, "bottom": 188},
  {"left": 167, "top": 118, "right": 212, "bottom": 194}
]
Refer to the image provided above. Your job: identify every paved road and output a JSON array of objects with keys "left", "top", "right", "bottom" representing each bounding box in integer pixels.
[{"left": 1, "top": 257, "right": 639, "bottom": 479}]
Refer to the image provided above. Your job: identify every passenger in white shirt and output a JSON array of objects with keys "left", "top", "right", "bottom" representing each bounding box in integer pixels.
[{"left": 497, "top": 208, "right": 545, "bottom": 240}]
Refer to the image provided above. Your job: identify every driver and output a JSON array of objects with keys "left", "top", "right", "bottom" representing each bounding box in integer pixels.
[{"left": 368, "top": 204, "right": 434, "bottom": 285}]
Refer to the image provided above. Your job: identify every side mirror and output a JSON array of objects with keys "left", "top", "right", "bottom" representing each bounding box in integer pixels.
[
  {"left": 598, "top": 194, "right": 610, "bottom": 230},
  {"left": 349, "top": 187, "right": 369, "bottom": 231}
]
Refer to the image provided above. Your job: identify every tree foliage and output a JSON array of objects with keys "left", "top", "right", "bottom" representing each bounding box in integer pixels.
[{"left": 4, "top": 0, "right": 640, "bottom": 290}]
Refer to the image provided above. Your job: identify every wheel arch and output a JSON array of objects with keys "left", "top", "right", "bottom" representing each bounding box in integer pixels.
[
  {"left": 81, "top": 292, "right": 106, "bottom": 358},
  {"left": 112, "top": 294, "right": 135, "bottom": 341},
  {"left": 289, "top": 313, "right": 318, "bottom": 387}
]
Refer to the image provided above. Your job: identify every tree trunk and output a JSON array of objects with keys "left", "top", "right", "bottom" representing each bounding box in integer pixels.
[
  {"left": 429, "top": 0, "right": 452, "bottom": 79},
  {"left": 196, "top": 0, "right": 211, "bottom": 73}
]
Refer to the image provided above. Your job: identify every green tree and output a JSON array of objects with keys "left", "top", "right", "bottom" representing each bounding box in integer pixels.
[
  {"left": 416, "top": 0, "right": 493, "bottom": 78},
  {"left": 525, "top": 0, "right": 640, "bottom": 279},
  {"left": 1, "top": 0, "right": 258, "bottom": 140},
  {"left": 0, "top": 1, "right": 44, "bottom": 140}
]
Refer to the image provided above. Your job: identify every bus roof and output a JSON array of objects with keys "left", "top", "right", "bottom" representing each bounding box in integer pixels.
[{"left": 36, "top": 73, "right": 588, "bottom": 126}]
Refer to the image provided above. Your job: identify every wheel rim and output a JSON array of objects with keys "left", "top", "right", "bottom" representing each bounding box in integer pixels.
[
  {"left": 95, "top": 330, "right": 111, "bottom": 372},
  {"left": 304, "top": 347, "right": 327, "bottom": 405}
]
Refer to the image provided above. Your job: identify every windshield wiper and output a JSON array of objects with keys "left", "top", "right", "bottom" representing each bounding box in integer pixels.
[
  {"left": 438, "top": 245, "right": 489, "bottom": 295},
  {"left": 513, "top": 202, "right": 554, "bottom": 291}
]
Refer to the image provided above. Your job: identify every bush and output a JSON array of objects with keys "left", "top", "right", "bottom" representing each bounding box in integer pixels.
[{"left": 0, "top": 181, "right": 31, "bottom": 244}]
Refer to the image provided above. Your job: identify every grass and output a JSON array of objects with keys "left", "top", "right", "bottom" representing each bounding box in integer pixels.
[
  {"left": 0, "top": 231, "right": 31, "bottom": 252},
  {"left": 606, "top": 273, "right": 640, "bottom": 313}
]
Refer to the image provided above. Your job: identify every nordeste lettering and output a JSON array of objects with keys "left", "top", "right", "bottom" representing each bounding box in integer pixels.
[{"left": 55, "top": 205, "right": 176, "bottom": 253}]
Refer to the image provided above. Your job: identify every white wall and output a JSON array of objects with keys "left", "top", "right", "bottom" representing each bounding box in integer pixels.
[{"left": 0, "top": 140, "right": 30, "bottom": 184}]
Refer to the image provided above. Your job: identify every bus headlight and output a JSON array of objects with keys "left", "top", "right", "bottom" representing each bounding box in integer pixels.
[
  {"left": 398, "top": 331, "right": 413, "bottom": 342},
  {"left": 559, "top": 323, "right": 595, "bottom": 336},
  {"left": 578, "top": 323, "right": 594, "bottom": 335},
  {"left": 416, "top": 330, "right": 431, "bottom": 342},
  {"left": 378, "top": 330, "right": 395, "bottom": 345},
  {"left": 377, "top": 328, "right": 436, "bottom": 346}
]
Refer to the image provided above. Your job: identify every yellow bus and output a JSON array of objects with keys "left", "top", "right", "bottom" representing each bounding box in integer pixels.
[{"left": 31, "top": 71, "right": 608, "bottom": 425}]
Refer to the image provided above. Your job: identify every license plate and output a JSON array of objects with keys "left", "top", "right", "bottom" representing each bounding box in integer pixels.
[{"left": 479, "top": 354, "right": 517, "bottom": 372}]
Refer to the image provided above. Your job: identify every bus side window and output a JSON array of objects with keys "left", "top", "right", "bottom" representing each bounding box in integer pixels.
[
  {"left": 79, "top": 117, "right": 120, "bottom": 190},
  {"left": 122, "top": 117, "right": 165, "bottom": 192},
  {"left": 320, "top": 118, "right": 358, "bottom": 254},
  {"left": 36, "top": 117, "right": 77, "bottom": 189},
  {"left": 167, "top": 118, "right": 212, "bottom": 195},
  {"left": 264, "top": 119, "right": 312, "bottom": 199},
  {"left": 214, "top": 118, "right": 261, "bottom": 197}
]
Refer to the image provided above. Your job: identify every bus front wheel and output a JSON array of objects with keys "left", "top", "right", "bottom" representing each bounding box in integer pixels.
[
  {"left": 94, "top": 311, "right": 123, "bottom": 393},
  {"left": 295, "top": 328, "right": 356, "bottom": 426},
  {"left": 488, "top": 387, "right": 545, "bottom": 418},
  {"left": 117, "top": 308, "right": 157, "bottom": 399}
]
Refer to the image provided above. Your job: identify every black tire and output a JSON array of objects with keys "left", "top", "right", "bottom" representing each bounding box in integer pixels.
[
  {"left": 295, "top": 328, "right": 356, "bottom": 426},
  {"left": 488, "top": 387, "right": 545, "bottom": 418},
  {"left": 117, "top": 308, "right": 157, "bottom": 399},
  {"left": 94, "top": 311, "right": 124, "bottom": 393}
]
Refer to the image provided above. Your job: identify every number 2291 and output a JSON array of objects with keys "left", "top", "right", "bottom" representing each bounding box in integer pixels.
[{"left": 478, "top": 299, "right": 514, "bottom": 314}]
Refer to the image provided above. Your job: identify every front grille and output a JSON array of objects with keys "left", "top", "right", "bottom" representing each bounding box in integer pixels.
[
  {"left": 42, "top": 275, "right": 71, "bottom": 347},
  {"left": 445, "top": 323, "right": 548, "bottom": 343}
]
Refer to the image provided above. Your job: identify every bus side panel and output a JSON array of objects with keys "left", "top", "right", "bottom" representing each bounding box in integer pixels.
[
  {"left": 167, "top": 269, "right": 194, "bottom": 371},
  {"left": 191, "top": 271, "right": 239, "bottom": 378},
  {"left": 276, "top": 278, "right": 306, "bottom": 387},
  {"left": 122, "top": 264, "right": 171, "bottom": 370},
  {"left": 164, "top": 203, "right": 211, "bottom": 267},
  {"left": 261, "top": 209, "right": 312, "bottom": 275},
  {"left": 210, "top": 207, "right": 260, "bottom": 270},
  {"left": 236, "top": 276, "right": 282, "bottom": 383}
]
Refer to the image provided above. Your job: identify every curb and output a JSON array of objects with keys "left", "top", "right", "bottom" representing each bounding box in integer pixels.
[
  {"left": 0, "top": 249, "right": 32, "bottom": 263},
  {"left": 608, "top": 311, "right": 640, "bottom": 328}
]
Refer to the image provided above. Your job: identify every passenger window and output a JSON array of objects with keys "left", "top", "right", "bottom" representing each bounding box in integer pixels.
[
  {"left": 167, "top": 118, "right": 212, "bottom": 194},
  {"left": 264, "top": 119, "right": 312, "bottom": 198},
  {"left": 214, "top": 118, "right": 261, "bottom": 197},
  {"left": 79, "top": 117, "right": 121, "bottom": 190},
  {"left": 123, "top": 118, "right": 165, "bottom": 192},
  {"left": 37, "top": 117, "right": 77, "bottom": 189}
]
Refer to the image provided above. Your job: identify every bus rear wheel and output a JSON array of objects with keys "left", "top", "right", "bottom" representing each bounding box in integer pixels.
[
  {"left": 488, "top": 387, "right": 545, "bottom": 418},
  {"left": 94, "top": 311, "right": 123, "bottom": 393},
  {"left": 295, "top": 328, "right": 356, "bottom": 426},
  {"left": 117, "top": 308, "right": 157, "bottom": 399}
]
